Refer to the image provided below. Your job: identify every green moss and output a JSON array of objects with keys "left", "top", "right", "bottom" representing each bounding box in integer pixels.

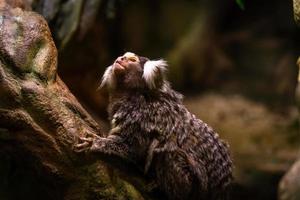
[{"left": 77, "top": 162, "right": 143, "bottom": 200}]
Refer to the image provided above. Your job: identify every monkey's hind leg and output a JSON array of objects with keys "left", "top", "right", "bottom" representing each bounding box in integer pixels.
[{"left": 144, "top": 139, "right": 159, "bottom": 174}]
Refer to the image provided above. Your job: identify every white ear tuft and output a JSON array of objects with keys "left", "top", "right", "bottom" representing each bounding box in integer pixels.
[
  {"left": 143, "top": 59, "right": 167, "bottom": 89},
  {"left": 98, "top": 65, "right": 115, "bottom": 90}
]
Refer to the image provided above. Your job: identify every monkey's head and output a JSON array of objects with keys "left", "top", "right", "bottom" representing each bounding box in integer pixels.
[{"left": 100, "top": 52, "right": 167, "bottom": 91}]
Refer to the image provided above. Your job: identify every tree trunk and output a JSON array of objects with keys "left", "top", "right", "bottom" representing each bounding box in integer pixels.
[{"left": 0, "top": 1, "right": 155, "bottom": 200}]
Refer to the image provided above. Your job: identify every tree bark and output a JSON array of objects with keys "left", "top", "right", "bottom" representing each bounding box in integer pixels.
[{"left": 0, "top": 1, "right": 155, "bottom": 200}]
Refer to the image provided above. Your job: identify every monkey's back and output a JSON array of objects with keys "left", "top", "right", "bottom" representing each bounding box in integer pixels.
[
  {"left": 154, "top": 112, "right": 233, "bottom": 200},
  {"left": 109, "top": 87, "right": 233, "bottom": 200}
]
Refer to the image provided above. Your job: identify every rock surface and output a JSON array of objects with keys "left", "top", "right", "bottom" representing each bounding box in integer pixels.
[{"left": 0, "top": 1, "right": 151, "bottom": 200}]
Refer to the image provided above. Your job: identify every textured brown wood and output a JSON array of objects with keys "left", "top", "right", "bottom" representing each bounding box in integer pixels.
[{"left": 0, "top": 1, "right": 154, "bottom": 199}]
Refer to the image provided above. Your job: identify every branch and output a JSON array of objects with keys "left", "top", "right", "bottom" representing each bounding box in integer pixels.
[{"left": 0, "top": 1, "right": 157, "bottom": 199}]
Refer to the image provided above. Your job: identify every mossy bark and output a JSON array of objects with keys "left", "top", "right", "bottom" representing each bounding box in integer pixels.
[{"left": 0, "top": 1, "right": 155, "bottom": 200}]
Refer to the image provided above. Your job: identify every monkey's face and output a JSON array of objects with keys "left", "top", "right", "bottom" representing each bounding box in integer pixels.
[
  {"left": 100, "top": 52, "right": 167, "bottom": 91},
  {"left": 113, "top": 52, "right": 141, "bottom": 75}
]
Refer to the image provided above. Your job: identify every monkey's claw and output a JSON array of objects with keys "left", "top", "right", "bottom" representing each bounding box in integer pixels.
[
  {"left": 74, "top": 136, "right": 94, "bottom": 153},
  {"left": 85, "top": 131, "right": 101, "bottom": 139},
  {"left": 79, "top": 137, "right": 94, "bottom": 143}
]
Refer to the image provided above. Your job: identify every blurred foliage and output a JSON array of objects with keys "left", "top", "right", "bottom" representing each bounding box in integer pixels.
[
  {"left": 58, "top": 0, "right": 298, "bottom": 113},
  {"left": 236, "top": 0, "right": 245, "bottom": 10}
]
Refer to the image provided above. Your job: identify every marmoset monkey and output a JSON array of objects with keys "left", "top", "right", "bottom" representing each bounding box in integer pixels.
[{"left": 76, "top": 52, "right": 233, "bottom": 200}]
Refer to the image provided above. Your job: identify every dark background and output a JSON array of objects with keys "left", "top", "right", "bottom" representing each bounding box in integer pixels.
[
  {"left": 57, "top": 0, "right": 300, "bottom": 199},
  {"left": 59, "top": 0, "right": 300, "bottom": 199}
]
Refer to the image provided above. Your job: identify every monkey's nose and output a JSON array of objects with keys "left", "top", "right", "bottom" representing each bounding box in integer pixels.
[
  {"left": 114, "top": 57, "right": 127, "bottom": 71},
  {"left": 116, "top": 56, "right": 126, "bottom": 63}
]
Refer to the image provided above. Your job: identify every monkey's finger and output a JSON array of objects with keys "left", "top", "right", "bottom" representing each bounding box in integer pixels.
[
  {"left": 80, "top": 137, "right": 94, "bottom": 142},
  {"left": 74, "top": 142, "right": 91, "bottom": 152},
  {"left": 85, "top": 132, "right": 101, "bottom": 139},
  {"left": 74, "top": 148, "right": 85, "bottom": 153},
  {"left": 77, "top": 136, "right": 94, "bottom": 143},
  {"left": 76, "top": 141, "right": 90, "bottom": 148}
]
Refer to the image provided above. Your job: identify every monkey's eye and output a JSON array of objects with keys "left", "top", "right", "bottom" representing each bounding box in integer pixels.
[{"left": 128, "top": 57, "right": 138, "bottom": 62}]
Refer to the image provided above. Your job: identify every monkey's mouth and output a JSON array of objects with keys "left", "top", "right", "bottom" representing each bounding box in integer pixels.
[{"left": 114, "top": 61, "right": 126, "bottom": 71}]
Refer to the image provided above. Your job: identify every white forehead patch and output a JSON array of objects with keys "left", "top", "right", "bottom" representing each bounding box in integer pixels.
[
  {"left": 123, "top": 52, "right": 139, "bottom": 62},
  {"left": 143, "top": 59, "right": 167, "bottom": 89},
  {"left": 123, "top": 52, "right": 136, "bottom": 57}
]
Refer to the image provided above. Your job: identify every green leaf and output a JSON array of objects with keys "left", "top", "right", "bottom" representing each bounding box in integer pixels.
[{"left": 236, "top": 0, "right": 245, "bottom": 10}]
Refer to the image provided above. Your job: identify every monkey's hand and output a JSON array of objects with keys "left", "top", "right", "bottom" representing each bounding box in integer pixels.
[
  {"left": 74, "top": 132, "right": 99, "bottom": 153},
  {"left": 89, "top": 135, "right": 130, "bottom": 159},
  {"left": 74, "top": 133, "right": 130, "bottom": 161}
]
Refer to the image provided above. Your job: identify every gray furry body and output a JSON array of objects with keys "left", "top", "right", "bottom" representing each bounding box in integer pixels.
[
  {"left": 78, "top": 52, "right": 233, "bottom": 200},
  {"left": 105, "top": 85, "right": 232, "bottom": 200}
]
